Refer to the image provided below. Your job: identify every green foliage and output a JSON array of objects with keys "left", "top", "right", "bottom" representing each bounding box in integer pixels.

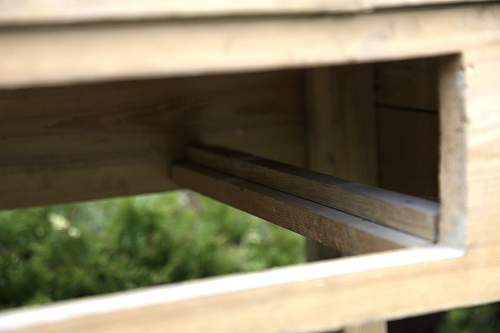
[
  {"left": 0, "top": 191, "right": 304, "bottom": 309},
  {"left": 439, "top": 304, "right": 500, "bottom": 333}
]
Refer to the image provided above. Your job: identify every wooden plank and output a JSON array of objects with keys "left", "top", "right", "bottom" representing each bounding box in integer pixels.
[
  {"left": 438, "top": 56, "right": 467, "bottom": 247},
  {"left": 307, "top": 65, "right": 378, "bottom": 183},
  {"left": 375, "top": 58, "right": 439, "bottom": 111},
  {"left": 0, "top": 69, "right": 306, "bottom": 209},
  {"left": 0, "top": 0, "right": 490, "bottom": 26},
  {"left": 187, "top": 145, "right": 438, "bottom": 241},
  {"left": 376, "top": 107, "right": 439, "bottom": 201},
  {"left": 307, "top": 64, "right": 386, "bottom": 333},
  {"left": 0, "top": 246, "right": 463, "bottom": 333},
  {"left": 171, "top": 162, "right": 430, "bottom": 253},
  {"left": 375, "top": 60, "right": 441, "bottom": 332},
  {"left": 1, "top": 4, "right": 500, "bottom": 88}
]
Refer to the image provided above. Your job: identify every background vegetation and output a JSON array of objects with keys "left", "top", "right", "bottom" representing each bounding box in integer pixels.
[
  {"left": 0, "top": 191, "right": 303, "bottom": 309},
  {"left": 0, "top": 191, "right": 497, "bottom": 331}
]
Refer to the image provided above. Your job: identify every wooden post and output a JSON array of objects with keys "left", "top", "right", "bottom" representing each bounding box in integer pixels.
[{"left": 306, "top": 65, "right": 386, "bottom": 333}]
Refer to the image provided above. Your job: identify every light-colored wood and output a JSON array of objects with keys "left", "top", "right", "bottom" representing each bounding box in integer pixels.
[
  {"left": 187, "top": 145, "right": 438, "bottom": 241},
  {"left": 0, "top": 246, "right": 463, "bottom": 333},
  {"left": 305, "top": 64, "right": 379, "bottom": 260},
  {"left": 1, "top": 4, "right": 500, "bottom": 88},
  {"left": 171, "top": 162, "right": 429, "bottom": 253},
  {"left": 307, "top": 65, "right": 378, "bottom": 183},
  {"left": 0, "top": 70, "right": 306, "bottom": 209},
  {"left": 439, "top": 56, "right": 468, "bottom": 247},
  {"left": 0, "top": 0, "right": 490, "bottom": 25}
]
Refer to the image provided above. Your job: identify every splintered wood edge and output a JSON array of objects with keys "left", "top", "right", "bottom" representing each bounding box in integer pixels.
[{"left": 0, "top": 246, "right": 463, "bottom": 333}]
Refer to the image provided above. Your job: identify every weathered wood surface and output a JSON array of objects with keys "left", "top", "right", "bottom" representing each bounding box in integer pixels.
[
  {"left": 172, "top": 162, "right": 430, "bottom": 253},
  {"left": 1, "top": 43, "right": 491, "bottom": 333},
  {"left": 0, "top": 70, "right": 306, "bottom": 209},
  {"left": 187, "top": 145, "right": 438, "bottom": 240},
  {"left": 0, "top": 0, "right": 490, "bottom": 25},
  {"left": 1, "top": 4, "right": 500, "bottom": 88},
  {"left": 375, "top": 57, "right": 441, "bottom": 333}
]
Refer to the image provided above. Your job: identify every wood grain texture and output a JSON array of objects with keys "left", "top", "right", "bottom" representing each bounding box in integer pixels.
[
  {"left": 1, "top": 4, "right": 500, "bottom": 88},
  {"left": 0, "top": 0, "right": 490, "bottom": 25},
  {"left": 307, "top": 65, "right": 378, "bottom": 183},
  {"left": 376, "top": 107, "right": 439, "bottom": 201},
  {"left": 306, "top": 65, "right": 379, "bottom": 260},
  {"left": 171, "top": 162, "right": 429, "bottom": 253},
  {"left": 0, "top": 44, "right": 497, "bottom": 333},
  {"left": 375, "top": 58, "right": 439, "bottom": 111},
  {"left": 0, "top": 70, "right": 306, "bottom": 209},
  {"left": 307, "top": 65, "right": 387, "bottom": 333},
  {"left": 438, "top": 56, "right": 467, "bottom": 247},
  {"left": 187, "top": 145, "right": 438, "bottom": 240}
]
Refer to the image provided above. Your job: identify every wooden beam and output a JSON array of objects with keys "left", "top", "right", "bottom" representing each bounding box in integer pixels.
[
  {"left": 306, "top": 64, "right": 385, "bottom": 333},
  {"left": 0, "top": 246, "right": 462, "bottom": 333},
  {"left": 186, "top": 145, "right": 438, "bottom": 241},
  {"left": 1, "top": 4, "right": 500, "bottom": 88},
  {"left": 0, "top": 0, "right": 491, "bottom": 26},
  {"left": 171, "top": 162, "right": 430, "bottom": 254}
]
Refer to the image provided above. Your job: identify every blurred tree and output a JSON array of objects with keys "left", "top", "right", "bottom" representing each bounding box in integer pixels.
[{"left": 0, "top": 191, "right": 304, "bottom": 309}]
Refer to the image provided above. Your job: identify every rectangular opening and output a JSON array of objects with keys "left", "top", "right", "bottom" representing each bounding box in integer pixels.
[
  {"left": 0, "top": 54, "right": 465, "bottom": 253},
  {"left": 168, "top": 56, "right": 464, "bottom": 252}
]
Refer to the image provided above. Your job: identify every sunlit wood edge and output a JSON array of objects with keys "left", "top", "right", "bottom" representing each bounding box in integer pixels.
[{"left": 0, "top": 245, "right": 463, "bottom": 332}]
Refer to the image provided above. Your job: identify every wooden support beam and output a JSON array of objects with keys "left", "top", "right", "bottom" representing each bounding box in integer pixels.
[
  {"left": 171, "top": 162, "right": 430, "bottom": 254},
  {"left": 306, "top": 64, "right": 385, "bottom": 333},
  {"left": 1, "top": 4, "right": 500, "bottom": 88},
  {"left": 0, "top": 246, "right": 462, "bottom": 333},
  {"left": 186, "top": 145, "right": 438, "bottom": 241}
]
